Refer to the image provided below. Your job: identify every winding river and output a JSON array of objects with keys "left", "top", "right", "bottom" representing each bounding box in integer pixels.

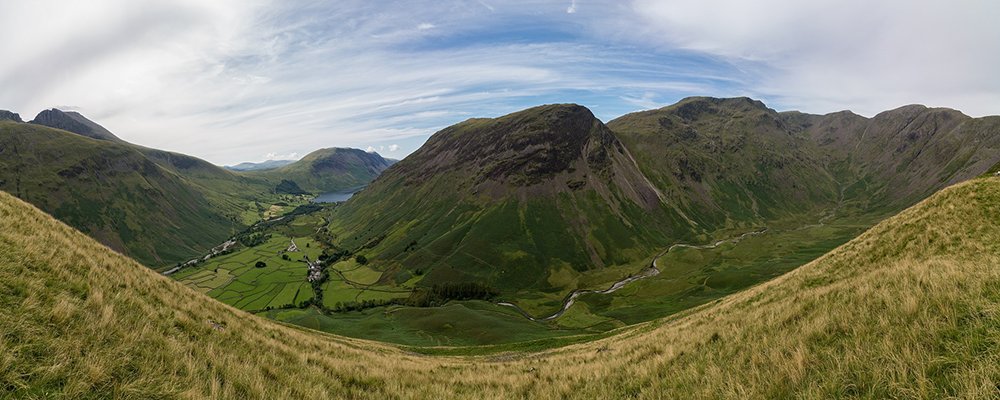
[{"left": 497, "top": 228, "right": 769, "bottom": 321}]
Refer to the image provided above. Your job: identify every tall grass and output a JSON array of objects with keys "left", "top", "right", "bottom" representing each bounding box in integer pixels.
[{"left": 2, "top": 177, "right": 999, "bottom": 398}]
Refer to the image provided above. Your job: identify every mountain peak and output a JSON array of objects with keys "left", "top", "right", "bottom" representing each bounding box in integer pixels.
[
  {"left": 29, "top": 109, "right": 124, "bottom": 142},
  {"left": 0, "top": 110, "right": 22, "bottom": 123},
  {"left": 394, "top": 103, "right": 614, "bottom": 187},
  {"left": 874, "top": 104, "right": 969, "bottom": 120}
]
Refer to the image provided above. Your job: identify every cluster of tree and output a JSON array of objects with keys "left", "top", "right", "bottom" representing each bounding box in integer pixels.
[
  {"left": 284, "top": 203, "right": 323, "bottom": 217},
  {"left": 330, "top": 298, "right": 398, "bottom": 312},
  {"left": 259, "top": 303, "right": 297, "bottom": 312},
  {"left": 236, "top": 232, "right": 271, "bottom": 248},
  {"left": 403, "top": 240, "right": 418, "bottom": 252},
  {"left": 405, "top": 282, "right": 500, "bottom": 307},
  {"left": 254, "top": 261, "right": 267, "bottom": 268},
  {"left": 318, "top": 248, "right": 351, "bottom": 264},
  {"left": 355, "top": 255, "right": 368, "bottom": 265},
  {"left": 322, "top": 282, "right": 500, "bottom": 313}
]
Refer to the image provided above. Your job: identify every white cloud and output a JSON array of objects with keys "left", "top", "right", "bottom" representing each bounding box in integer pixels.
[
  {"left": 629, "top": 0, "right": 1000, "bottom": 116},
  {"left": 365, "top": 146, "right": 376, "bottom": 153},
  {"left": 388, "top": 144, "right": 400, "bottom": 152},
  {"left": 417, "top": 22, "right": 435, "bottom": 30},
  {"left": 264, "top": 152, "right": 298, "bottom": 160},
  {"left": 2, "top": 0, "right": 997, "bottom": 166}
]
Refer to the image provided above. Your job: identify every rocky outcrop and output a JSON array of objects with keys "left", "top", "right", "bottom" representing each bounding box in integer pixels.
[{"left": 0, "top": 110, "right": 22, "bottom": 123}]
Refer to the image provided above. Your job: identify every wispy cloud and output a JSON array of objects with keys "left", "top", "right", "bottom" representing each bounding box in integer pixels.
[
  {"left": 264, "top": 151, "right": 298, "bottom": 161},
  {"left": 1, "top": 0, "right": 996, "bottom": 164}
]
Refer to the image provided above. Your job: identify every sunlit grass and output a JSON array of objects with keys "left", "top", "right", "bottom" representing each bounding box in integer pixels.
[{"left": 2, "top": 177, "right": 999, "bottom": 398}]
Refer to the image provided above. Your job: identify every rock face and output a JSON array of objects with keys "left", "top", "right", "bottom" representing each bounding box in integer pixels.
[
  {"left": 0, "top": 110, "right": 22, "bottom": 123},
  {"left": 30, "top": 109, "right": 124, "bottom": 142}
]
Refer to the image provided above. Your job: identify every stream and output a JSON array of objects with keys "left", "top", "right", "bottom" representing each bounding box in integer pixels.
[{"left": 497, "top": 228, "right": 769, "bottom": 321}]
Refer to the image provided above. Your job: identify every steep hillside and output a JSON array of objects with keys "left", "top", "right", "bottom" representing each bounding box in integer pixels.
[
  {"left": 785, "top": 105, "right": 1000, "bottom": 210},
  {"left": 252, "top": 147, "right": 395, "bottom": 193},
  {"left": 0, "top": 120, "right": 266, "bottom": 266},
  {"left": 608, "top": 97, "right": 840, "bottom": 229},
  {"left": 327, "top": 104, "right": 692, "bottom": 296},
  {"left": 3, "top": 172, "right": 999, "bottom": 398},
  {"left": 609, "top": 97, "right": 1000, "bottom": 228}
]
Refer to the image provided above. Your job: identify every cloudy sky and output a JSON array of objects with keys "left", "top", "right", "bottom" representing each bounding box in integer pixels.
[{"left": 1, "top": 1, "right": 997, "bottom": 165}]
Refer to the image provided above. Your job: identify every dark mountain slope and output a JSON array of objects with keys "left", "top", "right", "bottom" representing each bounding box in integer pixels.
[
  {"left": 30, "top": 108, "right": 124, "bottom": 142},
  {"left": 326, "top": 104, "right": 691, "bottom": 293},
  {"left": 0, "top": 110, "right": 22, "bottom": 122}
]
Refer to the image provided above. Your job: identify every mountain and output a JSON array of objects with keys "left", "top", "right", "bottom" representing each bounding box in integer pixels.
[
  {"left": 785, "top": 104, "right": 1000, "bottom": 210},
  {"left": 252, "top": 147, "right": 396, "bottom": 193},
  {"left": 0, "top": 118, "right": 272, "bottom": 266},
  {"left": 326, "top": 104, "right": 691, "bottom": 294},
  {"left": 326, "top": 98, "right": 1000, "bottom": 302},
  {"left": 30, "top": 108, "right": 125, "bottom": 142},
  {"left": 3, "top": 166, "right": 998, "bottom": 398},
  {"left": 610, "top": 97, "right": 1000, "bottom": 225},
  {"left": 0, "top": 110, "right": 22, "bottom": 122},
  {"left": 608, "top": 97, "right": 840, "bottom": 229},
  {"left": 225, "top": 159, "right": 296, "bottom": 171}
]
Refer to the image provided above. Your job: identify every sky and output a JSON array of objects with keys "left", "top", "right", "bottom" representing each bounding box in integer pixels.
[{"left": 1, "top": 0, "right": 998, "bottom": 165}]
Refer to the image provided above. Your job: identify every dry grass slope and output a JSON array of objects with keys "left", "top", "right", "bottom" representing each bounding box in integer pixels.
[{"left": 2, "top": 177, "right": 1000, "bottom": 399}]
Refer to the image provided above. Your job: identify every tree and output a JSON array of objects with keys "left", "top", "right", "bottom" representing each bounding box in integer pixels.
[
  {"left": 355, "top": 255, "right": 368, "bottom": 265},
  {"left": 255, "top": 261, "right": 267, "bottom": 268}
]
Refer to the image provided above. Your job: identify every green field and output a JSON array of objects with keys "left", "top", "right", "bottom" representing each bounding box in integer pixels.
[
  {"left": 173, "top": 234, "right": 323, "bottom": 310},
  {"left": 171, "top": 194, "right": 893, "bottom": 347},
  {"left": 262, "top": 301, "right": 590, "bottom": 346}
]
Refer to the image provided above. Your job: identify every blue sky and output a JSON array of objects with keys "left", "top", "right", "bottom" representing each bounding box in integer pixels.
[{"left": 1, "top": 0, "right": 998, "bottom": 165}]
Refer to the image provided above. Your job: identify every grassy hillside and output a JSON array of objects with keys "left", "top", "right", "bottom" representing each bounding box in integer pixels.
[
  {"left": 2, "top": 174, "right": 999, "bottom": 398},
  {"left": 251, "top": 147, "right": 394, "bottom": 194},
  {"left": 0, "top": 121, "right": 272, "bottom": 267}
]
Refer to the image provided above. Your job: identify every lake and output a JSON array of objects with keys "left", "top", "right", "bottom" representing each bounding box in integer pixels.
[{"left": 312, "top": 186, "right": 365, "bottom": 203}]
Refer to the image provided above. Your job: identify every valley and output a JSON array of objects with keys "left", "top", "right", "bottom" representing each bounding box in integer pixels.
[
  {"left": 5, "top": 2, "right": 1000, "bottom": 397},
  {"left": 4, "top": 171, "right": 1000, "bottom": 398},
  {"left": 127, "top": 97, "right": 999, "bottom": 348}
]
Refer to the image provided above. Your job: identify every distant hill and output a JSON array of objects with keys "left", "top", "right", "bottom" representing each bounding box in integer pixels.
[
  {"left": 3, "top": 162, "right": 999, "bottom": 398},
  {"left": 250, "top": 147, "right": 395, "bottom": 193},
  {"left": 0, "top": 117, "right": 273, "bottom": 266},
  {"left": 225, "top": 159, "right": 295, "bottom": 171}
]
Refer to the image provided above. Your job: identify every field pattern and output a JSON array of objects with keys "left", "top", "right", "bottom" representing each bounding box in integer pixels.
[{"left": 173, "top": 234, "right": 322, "bottom": 310}]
